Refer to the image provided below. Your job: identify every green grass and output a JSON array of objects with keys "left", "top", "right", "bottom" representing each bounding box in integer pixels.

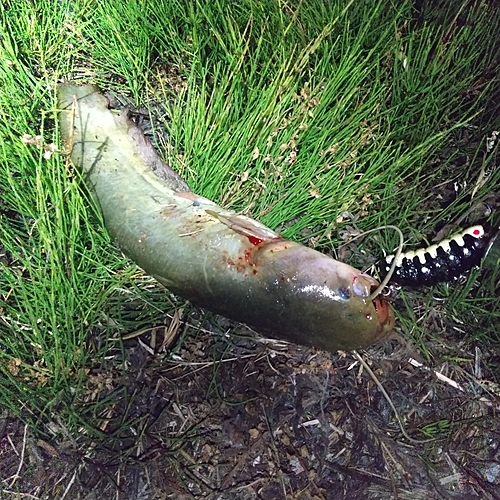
[{"left": 1, "top": 0, "right": 499, "bottom": 438}]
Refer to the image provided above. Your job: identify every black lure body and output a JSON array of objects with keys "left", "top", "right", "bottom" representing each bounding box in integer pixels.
[{"left": 376, "top": 226, "right": 489, "bottom": 287}]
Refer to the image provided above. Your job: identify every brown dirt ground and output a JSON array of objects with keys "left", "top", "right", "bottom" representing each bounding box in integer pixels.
[{"left": 1, "top": 298, "right": 500, "bottom": 500}]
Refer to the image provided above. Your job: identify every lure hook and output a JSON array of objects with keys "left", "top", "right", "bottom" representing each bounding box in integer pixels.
[{"left": 338, "top": 225, "right": 404, "bottom": 302}]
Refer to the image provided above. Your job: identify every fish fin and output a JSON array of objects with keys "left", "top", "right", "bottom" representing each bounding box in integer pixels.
[
  {"left": 205, "top": 210, "right": 279, "bottom": 241},
  {"left": 176, "top": 191, "right": 217, "bottom": 206}
]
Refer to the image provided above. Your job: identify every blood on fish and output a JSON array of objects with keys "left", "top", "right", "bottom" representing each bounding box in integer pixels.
[
  {"left": 225, "top": 257, "right": 235, "bottom": 267},
  {"left": 243, "top": 248, "right": 254, "bottom": 262},
  {"left": 248, "top": 235, "right": 263, "bottom": 246}
]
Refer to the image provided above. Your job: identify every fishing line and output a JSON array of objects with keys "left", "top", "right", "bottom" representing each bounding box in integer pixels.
[
  {"left": 352, "top": 350, "right": 436, "bottom": 444},
  {"left": 338, "top": 225, "right": 404, "bottom": 301}
]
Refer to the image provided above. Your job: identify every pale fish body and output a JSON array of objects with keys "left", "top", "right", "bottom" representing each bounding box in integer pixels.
[{"left": 57, "top": 83, "right": 394, "bottom": 351}]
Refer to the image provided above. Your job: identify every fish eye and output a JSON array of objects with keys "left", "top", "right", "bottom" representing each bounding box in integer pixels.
[{"left": 338, "top": 287, "right": 351, "bottom": 300}]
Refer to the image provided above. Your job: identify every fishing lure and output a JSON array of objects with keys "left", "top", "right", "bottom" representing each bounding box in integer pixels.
[
  {"left": 57, "top": 83, "right": 394, "bottom": 352},
  {"left": 376, "top": 225, "right": 490, "bottom": 287}
]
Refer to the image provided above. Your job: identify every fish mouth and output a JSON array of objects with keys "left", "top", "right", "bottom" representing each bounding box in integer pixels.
[
  {"left": 352, "top": 274, "right": 395, "bottom": 336},
  {"left": 371, "top": 288, "right": 395, "bottom": 334}
]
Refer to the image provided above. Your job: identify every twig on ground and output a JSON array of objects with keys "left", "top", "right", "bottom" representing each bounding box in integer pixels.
[
  {"left": 352, "top": 351, "right": 435, "bottom": 445},
  {"left": 8, "top": 424, "right": 28, "bottom": 488},
  {"left": 60, "top": 470, "right": 77, "bottom": 500}
]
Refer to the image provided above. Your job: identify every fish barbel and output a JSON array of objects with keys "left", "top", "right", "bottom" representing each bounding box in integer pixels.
[{"left": 57, "top": 83, "right": 394, "bottom": 351}]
